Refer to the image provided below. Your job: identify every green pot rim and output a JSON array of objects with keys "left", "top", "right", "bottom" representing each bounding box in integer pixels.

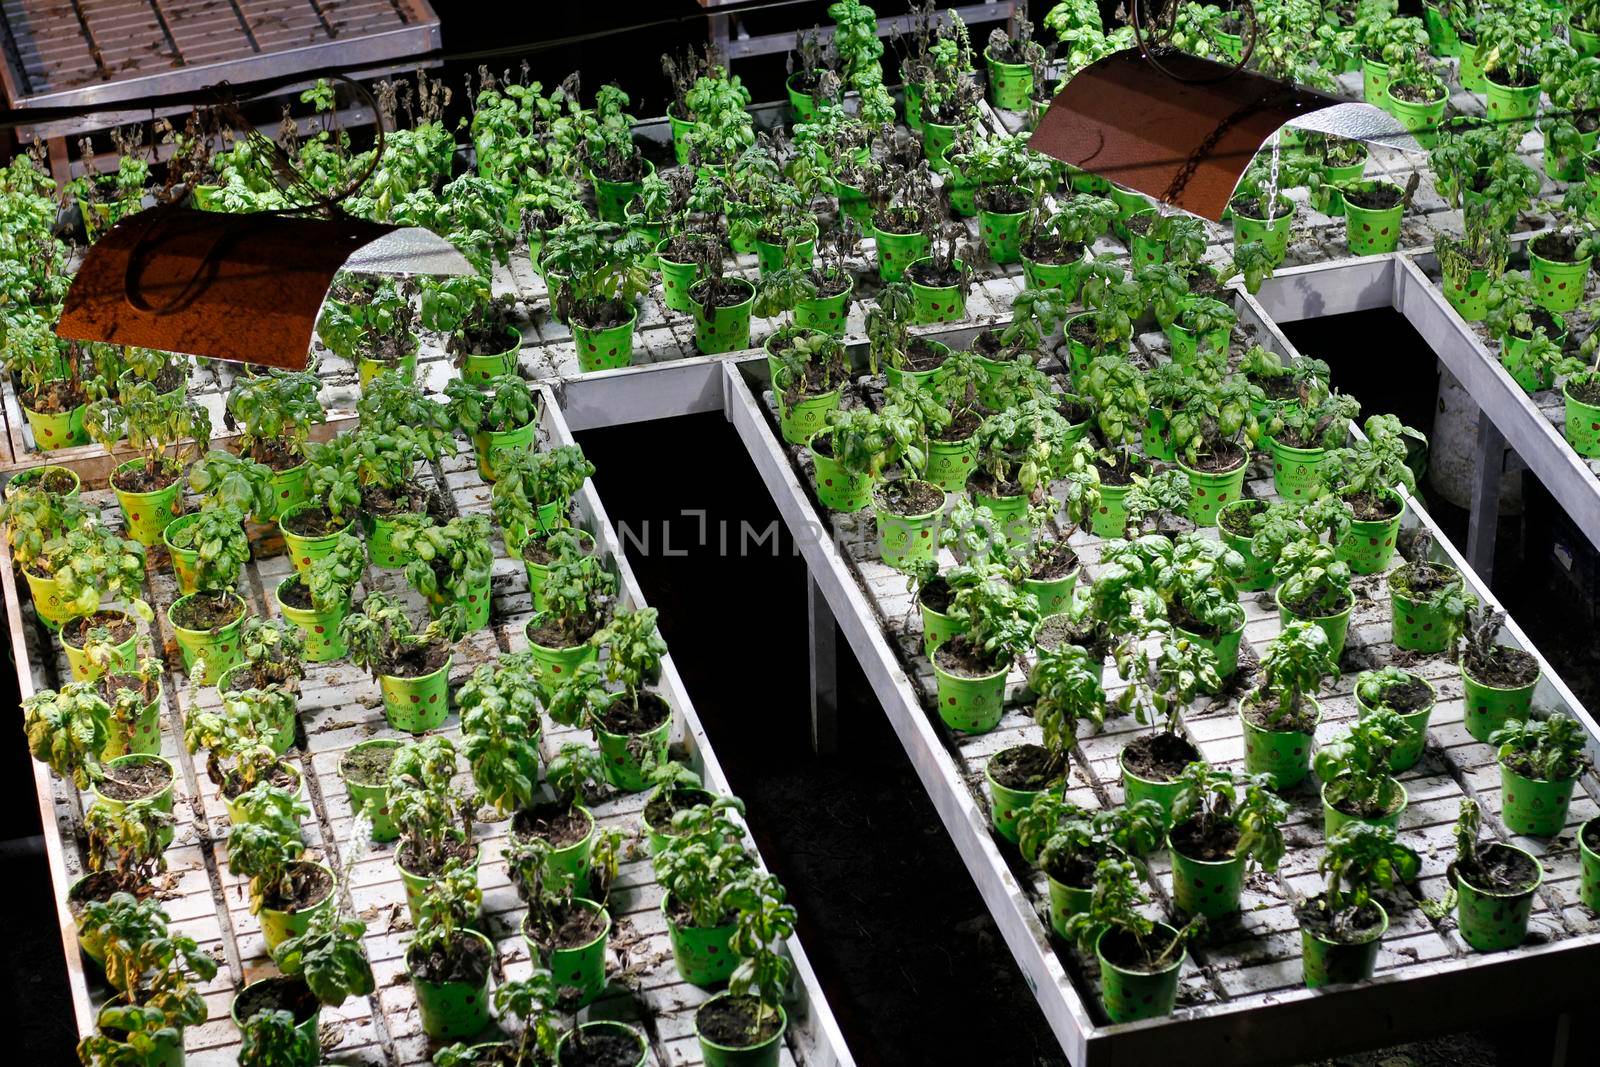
[
  {"left": 693, "top": 993, "right": 789, "bottom": 1053},
  {"left": 1301, "top": 899, "right": 1388, "bottom": 948},
  {"left": 167, "top": 590, "right": 246, "bottom": 636},
  {"left": 1452, "top": 840, "right": 1544, "bottom": 898},
  {"left": 1094, "top": 921, "right": 1186, "bottom": 978}
]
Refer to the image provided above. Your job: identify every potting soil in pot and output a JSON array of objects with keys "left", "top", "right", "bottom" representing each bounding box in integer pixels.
[
  {"left": 408, "top": 928, "right": 492, "bottom": 985},
  {"left": 260, "top": 863, "right": 334, "bottom": 914},
  {"left": 95, "top": 758, "right": 171, "bottom": 802},
  {"left": 531, "top": 900, "right": 607, "bottom": 951},
  {"left": 1455, "top": 843, "right": 1540, "bottom": 896},
  {"left": 562, "top": 1026, "right": 648, "bottom": 1067},
  {"left": 697, "top": 994, "right": 784, "bottom": 1049},
  {"left": 339, "top": 744, "right": 398, "bottom": 788},
  {"left": 234, "top": 976, "right": 320, "bottom": 1026},
  {"left": 514, "top": 804, "right": 591, "bottom": 849},
  {"left": 1122, "top": 733, "right": 1201, "bottom": 783},
  {"left": 988, "top": 743, "right": 1063, "bottom": 792}
]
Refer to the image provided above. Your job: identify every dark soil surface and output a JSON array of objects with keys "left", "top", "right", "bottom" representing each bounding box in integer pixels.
[
  {"left": 593, "top": 690, "right": 670, "bottom": 736},
  {"left": 398, "top": 836, "right": 479, "bottom": 881},
  {"left": 901, "top": 338, "right": 949, "bottom": 372},
  {"left": 1569, "top": 375, "right": 1600, "bottom": 405},
  {"left": 1366, "top": 673, "right": 1434, "bottom": 713},
  {"left": 527, "top": 899, "right": 607, "bottom": 950},
  {"left": 1347, "top": 489, "right": 1401, "bottom": 522},
  {"left": 573, "top": 296, "right": 631, "bottom": 332},
  {"left": 67, "top": 870, "right": 141, "bottom": 912},
  {"left": 1517, "top": 307, "right": 1565, "bottom": 342},
  {"left": 1331, "top": 783, "right": 1404, "bottom": 819},
  {"left": 1029, "top": 539, "right": 1078, "bottom": 581},
  {"left": 1125, "top": 212, "right": 1156, "bottom": 237},
  {"left": 1043, "top": 846, "right": 1097, "bottom": 888},
  {"left": 1455, "top": 842, "right": 1540, "bottom": 894},
  {"left": 20, "top": 379, "right": 85, "bottom": 416},
  {"left": 1532, "top": 231, "right": 1586, "bottom": 264},
  {"left": 1585, "top": 821, "right": 1600, "bottom": 855},
  {"left": 590, "top": 152, "right": 647, "bottom": 182},
  {"left": 282, "top": 506, "right": 348, "bottom": 537},
  {"left": 1021, "top": 235, "right": 1084, "bottom": 265},
  {"left": 1094, "top": 457, "right": 1142, "bottom": 487},
  {"left": 110, "top": 458, "right": 180, "bottom": 495},
  {"left": 234, "top": 976, "right": 319, "bottom": 1025},
  {"left": 906, "top": 261, "right": 961, "bottom": 288},
  {"left": 63, "top": 612, "right": 134, "bottom": 650},
  {"left": 1171, "top": 601, "right": 1228, "bottom": 641},
  {"left": 1297, "top": 897, "right": 1385, "bottom": 943},
  {"left": 1067, "top": 317, "right": 1098, "bottom": 347},
  {"left": 1391, "top": 561, "right": 1458, "bottom": 599},
  {"left": 972, "top": 329, "right": 1010, "bottom": 358},
  {"left": 523, "top": 529, "right": 593, "bottom": 567},
  {"left": 1242, "top": 692, "right": 1318, "bottom": 735},
  {"left": 14, "top": 468, "right": 77, "bottom": 494},
  {"left": 1186, "top": 440, "right": 1246, "bottom": 474},
  {"left": 989, "top": 743, "right": 1063, "bottom": 792},
  {"left": 260, "top": 861, "right": 333, "bottom": 912},
  {"left": 1280, "top": 589, "right": 1352, "bottom": 621},
  {"left": 1122, "top": 732, "right": 1200, "bottom": 783},
  {"left": 559, "top": 1026, "right": 645, "bottom": 1067},
  {"left": 1099, "top": 926, "right": 1182, "bottom": 972},
  {"left": 873, "top": 208, "right": 923, "bottom": 236},
  {"left": 873, "top": 479, "right": 943, "bottom": 516},
  {"left": 248, "top": 438, "right": 304, "bottom": 472},
  {"left": 513, "top": 803, "right": 591, "bottom": 849},
  {"left": 1217, "top": 500, "right": 1265, "bottom": 537},
  {"left": 689, "top": 277, "right": 753, "bottom": 309},
  {"left": 1252, "top": 372, "right": 1300, "bottom": 401},
  {"left": 339, "top": 744, "right": 397, "bottom": 787},
  {"left": 279, "top": 577, "right": 314, "bottom": 610},
  {"left": 96, "top": 756, "right": 170, "bottom": 801},
  {"left": 451, "top": 321, "right": 521, "bottom": 359},
  {"left": 219, "top": 760, "right": 296, "bottom": 800},
  {"left": 1390, "top": 79, "right": 1444, "bottom": 104},
  {"left": 1343, "top": 185, "right": 1403, "bottom": 211},
  {"left": 644, "top": 787, "right": 713, "bottom": 834},
  {"left": 933, "top": 635, "right": 1004, "bottom": 678},
  {"left": 170, "top": 591, "right": 243, "bottom": 632},
  {"left": 967, "top": 469, "right": 1023, "bottom": 498},
  {"left": 977, "top": 186, "right": 1027, "bottom": 215},
  {"left": 97, "top": 671, "right": 156, "bottom": 707},
  {"left": 1230, "top": 196, "right": 1289, "bottom": 222},
  {"left": 919, "top": 578, "right": 952, "bottom": 616},
  {"left": 376, "top": 638, "right": 449, "bottom": 679},
  {"left": 934, "top": 409, "right": 980, "bottom": 443},
  {"left": 1170, "top": 816, "right": 1240, "bottom": 862},
  {"left": 808, "top": 268, "right": 850, "bottom": 298},
  {"left": 1034, "top": 614, "right": 1104, "bottom": 656},
  {"left": 1057, "top": 396, "right": 1092, "bottom": 425},
  {"left": 696, "top": 994, "right": 784, "bottom": 1049},
  {"left": 407, "top": 928, "right": 490, "bottom": 984},
  {"left": 364, "top": 483, "right": 432, "bottom": 520}
]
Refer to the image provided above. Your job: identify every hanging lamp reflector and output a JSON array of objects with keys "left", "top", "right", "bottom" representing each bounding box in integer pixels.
[
  {"left": 55, "top": 206, "right": 473, "bottom": 370},
  {"left": 1028, "top": 48, "right": 1419, "bottom": 222}
]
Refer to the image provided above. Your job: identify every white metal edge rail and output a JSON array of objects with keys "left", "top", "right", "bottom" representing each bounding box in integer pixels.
[
  {"left": 716, "top": 358, "right": 1097, "bottom": 1067},
  {"left": 539, "top": 388, "right": 857, "bottom": 1067}
]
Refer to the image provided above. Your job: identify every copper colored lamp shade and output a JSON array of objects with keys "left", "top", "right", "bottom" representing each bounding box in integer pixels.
[
  {"left": 55, "top": 206, "right": 474, "bottom": 370},
  {"left": 1029, "top": 48, "right": 1420, "bottom": 222}
]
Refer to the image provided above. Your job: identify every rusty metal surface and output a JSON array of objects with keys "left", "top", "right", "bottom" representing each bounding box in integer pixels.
[
  {"left": 54, "top": 205, "right": 469, "bottom": 369},
  {"left": 1030, "top": 47, "right": 1400, "bottom": 221}
]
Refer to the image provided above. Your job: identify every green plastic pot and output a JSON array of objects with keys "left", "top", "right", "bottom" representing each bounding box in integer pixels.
[
  {"left": 1321, "top": 780, "right": 1407, "bottom": 839},
  {"left": 573, "top": 306, "right": 637, "bottom": 373},
  {"left": 1120, "top": 745, "right": 1187, "bottom": 827},
  {"left": 777, "top": 387, "right": 841, "bottom": 447},
  {"left": 380, "top": 656, "right": 452, "bottom": 733},
  {"left": 220, "top": 665, "right": 296, "bottom": 753},
  {"left": 230, "top": 977, "right": 321, "bottom": 1049},
  {"left": 1217, "top": 501, "right": 1273, "bottom": 591},
  {"left": 258, "top": 862, "right": 337, "bottom": 951},
  {"left": 560, "top": 1021, "right": 648, "bottom": 1067},
  {"left": 1021, "top": 254, "right": 1083, "bottom": 299},
  {"left": 1126, "top": 209, "right": 1165, "bottom": 266},
  {"left": 925, "top": 434, "right": 978, "bottom": 492},
  {"left": 1564, "top": 379, "right": 1600, "bottom": 457},
  {"left": 1455, "top": 842, "right": 1542, "bottom": 950},
  {"left": 1458, "top": 42, "right": 1488, "bottom": 93},
  {"left": 1276, "top": 588, "right": 1352, "bottom": 662},
  {"left": 1344, "top": 184, "right": 1404, "bottom": 256},
  {"left": 364, "top": 510, "right": 419, "bottom": 569},
  {"left": 1444, "top": 264, "right": 1492, "bottom": 321},
  {"left": 1384, "top": 84, "right": 1447, "bottom": 150},
  {"left": 657, "top": 238, "right": 701, "bottom": 313},
  {"left": 1501, "top": 327, "right": 1563, "bottom": 393},
  {"left": 834, "top": 177, "right": 871, "bottom": 226},
  {"left": 978, "top": 207, "right": 1027, "bottom": 264},
  {"left": 1575, "top": 25, "right": 1600, "bottom": 58},
  {"left": 276, "top": 577, "right": 345, "bottom": 663},
  {"left": 5, "top": 464, "right": 80, "bottom": 499},
  {"left": 1424, "top": 5, "right": 1462, "bottom": 55},
  {"left": 525, "top": 529, "right": 596, "bottom": 612},
  {"left": 1484, "top": 73, "right": 1542, "bottom": 122},
  {"left": 786, "top": 71, "right": 817, "bottom": 122},
  {"left": 525, "top": 900, "right": 610, "bottom": 1005},
  {"left": 1461, "top": 662, "right": 1537, "bottom": 743},
  {"left": 1361, "top": 56, "right": 1392, "bottom": 110},
  {"left": 61, "top": 613, "right": 138, "bottom": 683},
  {"left": 281, "top": 505, "right": 356, "bottom": 574},
  {"left": 357, "top": 350, "right": 417, "bottom": 387},
  {"left": 409, "top": 928, "right": 493, "bottom": 1039},
  {"left": 162, "top": 514, "right": 202, "bottom": 595},
  {"left": 873, "top": 224, "right": 930, "bottom": 283},
  {"left": 1266, "top": 434, "right": 1326, "bottom": 501},
  {"left": 1022, "top": 570, "right": 1079, "bottom": 620},
  {"left": 473, "top": 418, "right": 537, "bottom": 483},
  {"left": 663, "top": 895, "right": 737, "bottom": 986},
  {"left": 903, "top": 79, "right": 924, "bottom": 131},
  {"left": 261, "top": 461, "right": 311, "bottom": 523},
  {"left": 595, "top": 707, "right": 671, "bottom": 792},
  {"left": 809, "top": 436, "right": 873, "bottom": 513},
  {"left": 794, "top": 275, "right": 853, "bottom": 336},
  {"left": 756, "top": 222, "right": 817, "bottom": 275},
  {"left": 919, "top": 588, "right": 958, "bottom": 659},
  {"left": 985, "top": 748, "right": 1061, "bottom": 845},
  {"left": 1163, "top": 320, "right": 1229, "bottom": 364},
  {"left": 1390, "top": 578, "right": 1456, "bottom": 654},
  {"left": 1107, "top": 184, "right": 1150, "bottom": 236},
  {"left": 1231, "top": 199, "right": 1293, "bottom": 265},
  {"left": 1169, "top": 834, "right": 1246, "bottom": 918},
  {"left": 1336, "top": 492, "right": 1404, "bottom": 575},
  {"left": 921, "top": 119, "right": 960, "bottom": 172},
  {"left": 874, "top": 484, "right": 944, "bottom": 569},
  {"left": 1095, "top": 924, "right": 1185, "bottom": 1023},
  {"left": 624, "top": 212, "right": 664, "bottom": 269},
  {"left": 1179, "top": 617, "right": 1244, "bottom": 691},
  {"left": 691, "top": 279, "right": 756, "bottom": 355},
  {"left": 1528, "top": 245, "right": 1591, "bottom": 314},
  {"left": 398, "top": 848, "right": 479, "bottom": 926},
  {"left": 1044, "top": 872, "right": 1092, "bottom": 939},
  {"left": 341, "top": 739, "right": 401, "bottom": 841},
  {"left": 100, "top": 689, "right": 161, "bottom": 760},
  {"left": 1302, "top": 901, "right": 1387, "bottom": 988},
  {"left": 1579, "top": 817, "right": 1600, "bottom": 912},
  {"left": 224, "top": 764, "right": 302, "bottom": 826},
  {"left": 669, "top": 109, "right": 694, "bottom": 165},
  {"left": 591, "top": 159, "right": 653, "bottom": 223},
  {"left": 459, "top": 329, "right": 522, "bottom": 385},
  {"left": 22, "top": 396, "right": 87, "bottom": 451},
  {"left": 93, "top": 754, "right": 175, "bottom": 848},
  {"left": 112, "top": 459, "right": 183, "bottom": 547},
  {"left": 1355, "top": 676, "right": 1436, "bottom": 772},
  {"left": 1313, "top": 152, "right": 1371, "bottom": 215},
  {"left": 169, "top": 592, "right": 245, "bottom": 683},
  {"left": 971, "top": 485, "right": 1030, "bottom": 546},
  {"left": 525, "top": 618, "right": 599, "bottom": 697},
  {"left": 1500, "top": 761, "right": 1576, "bottom": 837},
  {"left": 1090, "top": 480, "right": 1133, "bottom": 539},
  {"left": 1216, "top": 29, "right": 1243, "bottom": 61},
  {"left": 932, "top": 654, "right": 1009, "bottom": 733},
  {"left": 1177, "top": 454, "right": 1247, "bottom": 527},
  {"left": 907, "top": 257, "right": 966, "bottom": 324},
  {"left": 985, "top": 48, "right": 1033, "bottom": 110},
  {"left": 1241, "top": 696, "right": 1322, "bottom": 790},
  {"left": 695, "top": 995, "right": 786, "bottom": 1067}
]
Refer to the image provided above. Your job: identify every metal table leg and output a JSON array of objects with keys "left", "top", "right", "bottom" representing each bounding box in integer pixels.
[{"left": 1467, "top": 416, "right": 1507, "bottom": 582}]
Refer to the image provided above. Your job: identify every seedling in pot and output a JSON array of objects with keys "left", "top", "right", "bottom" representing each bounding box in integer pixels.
[
  {"left": 547, "top": 607, "right": 672, "bottom": 788},
  {"left": 187, "top": 449, "right": 276, "bottom": 519},
  {"left": 437, "top": 972, "right": 564, "bottom": 1067},
  {"left": 281, "top": 532, "right": 365, "bottom": 615},
  {"left": 272, "top": 906, "right": 375, "bottom": 1008},
  {"left": 317, "top": 276, "right": 419, "bottom": 375},
  {"left": 1321, "top": 413, "right": 1422, "bottom": 518},
  {"left": 1062, "top": 857, "right": 1203, "bottom": 1021},
  {"left": 85, "top": 378, "right": 212, "bottom": 497},
  {"left": 1491, "top": 713, "right": 1591, "bottom": 784},
  {"left": 1297, "top": 822, "right": 1419, "bottom": 971},
  {"left": 541, "top": 218, "right": 653, "bottom": 330},
  {"left": 342, "top": 591, "right": 466, "bottom": 684},
  {"left": 1246, "top": 619, "right": 1337, "bottom": 733},
  {"left": 701, "top": 870, "right": 796, "bottom": 1053},
  {"left": 25, "top": 681, "right": 111, "bottom": 789},
  {"left": 1122, "top": 468, "right": 1194, "bottom": 539},
  {"left": 493, "top": 444, "right": 596, "bottom": 546},
  {"left": 447, "top": 372, "right": 538, "bottom": 438},
  {"left": 1014, "top": 642, "right": 1107, "bottom": 784},
  {"left": 83, "top": 797, "right": 173, "bottom": 895},
  {"left": 1169, "top": 763, "right": 1289, "bottom": 883},
  {"left": 1388, "top": 531, "right": 1478, "bottom": 652},
  {"left": 237, "top": 1007, "right": 319, "bottom": 1067},
  {"left": 458, "top": 653, "right": 545, "bottom": 815},
  {"left": 390, "top": 736, "right": 478, "bottom": 884},
  {"left": 225, "top": 785, "right": 323, "bottom": 921},
  {"left": 1154, "top": 534, "right": 1247, "bottom": 672},
  {"left": 1457, "top": 604, "right": 1541, "bottom": 696},
  {"left": 405, "top": 857, "right": 492, "bottom": 1034},
  {"left": 184, "top": 685, "right": 297, "bottom": 804},
  {"left": 227, "top": 617, "right": 307, "bottom": 692},
  {"left": 1437, "top": 797, "right": 1545, "bottom": 948},
  {"left": 773, "top": 330, "right": 850, "bottom": 409},
  {"left": 1315, "top": 710, "right": 1410, "bottom": 825},
  {"left": 225, "top": 369, "right": 326, "bottom": 475},
  {"left": 392, "top": 513, "right": 496, "bottom": 626}
]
